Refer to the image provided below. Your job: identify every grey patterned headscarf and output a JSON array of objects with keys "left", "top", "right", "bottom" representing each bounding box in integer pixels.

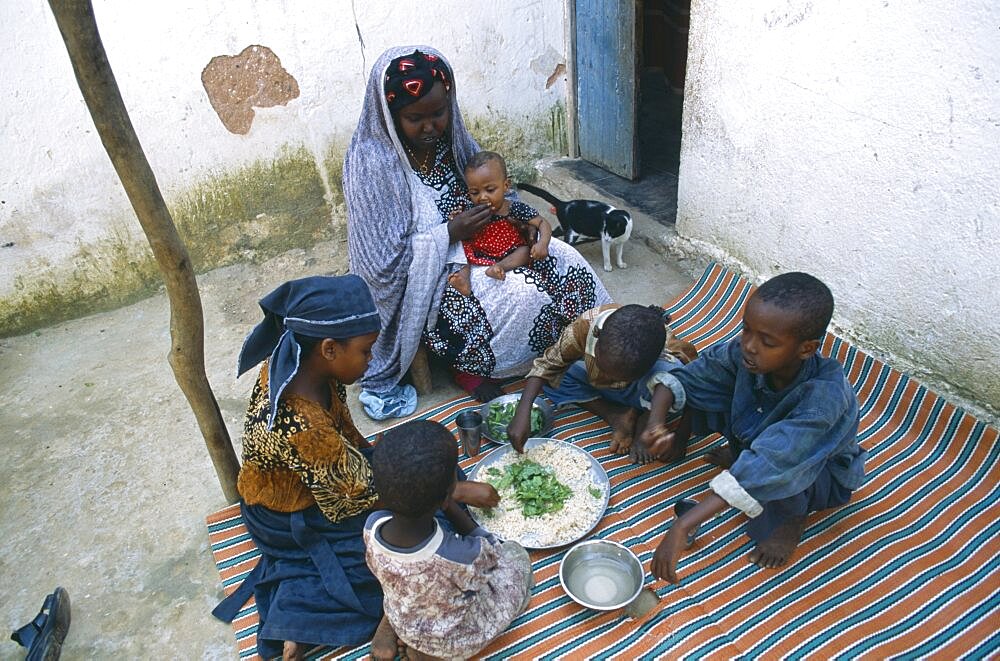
[{"left": 343, "top": 46, "right": 479, "bottom": 393}]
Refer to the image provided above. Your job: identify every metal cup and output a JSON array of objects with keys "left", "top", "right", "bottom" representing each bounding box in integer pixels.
[{"left": 456, "top": 410, "right": 484, "bottom": 457}]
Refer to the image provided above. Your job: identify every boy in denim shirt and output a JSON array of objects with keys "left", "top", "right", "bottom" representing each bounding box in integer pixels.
[{"left": 647, "top": 272, "right": 866, "bottom": 579}]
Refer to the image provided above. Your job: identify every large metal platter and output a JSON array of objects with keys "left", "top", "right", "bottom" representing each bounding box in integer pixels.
[{"left": 467, "top": 438, "right": 610, "bottom": 549}]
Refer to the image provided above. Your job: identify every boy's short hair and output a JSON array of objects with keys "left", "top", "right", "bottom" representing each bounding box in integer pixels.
[
  {"left": 754, "top": 272, "right": 834, "bottom": 341},
  {"left": 598, "top": 305, "right": 667, "bottom": 380},
  {"left": 465, "top": 150, "right": 507, "bottom": 177},
  {"left": 372, "top": 420, "right": 457, "bottom": 517}
]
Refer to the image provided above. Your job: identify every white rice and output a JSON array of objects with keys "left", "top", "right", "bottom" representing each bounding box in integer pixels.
[{"left": 471, "top": 442, "right": 607, "bottom": 547}]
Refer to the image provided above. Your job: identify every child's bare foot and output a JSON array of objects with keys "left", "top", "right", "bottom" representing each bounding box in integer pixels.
[
  {"left": 630, "top": 437, "right": 656, "bottom": 464},
  {"left": 448, "top": 265, "right": 472, "bottom": 296},
  {"left": 748, "top": 515, "right": 807, "bottom": 568},
  {"left": 485, "top": 263, "right": 505, "bottom": 280},
  {"left": 283, "top": 640, "right": 304, "bottom": 661},
  {"left": 607, "top": 408, "right": 639, "bottom": 454},
  {"left": 370, "top": 615, "right": 399, "bottom": 661},
  {"left": 630, "top": 411, "right": 656, "bottom": 464},
  {"left": 403, "top": 646, "right": 443, "bottom": 660},
  {"left": 704, "top": 444, "right": 734, "bottom": 468}
]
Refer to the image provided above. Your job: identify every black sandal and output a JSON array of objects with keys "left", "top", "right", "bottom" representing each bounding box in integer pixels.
[{"left": 11, "top": 587, "right": 71, "bottom": 661}]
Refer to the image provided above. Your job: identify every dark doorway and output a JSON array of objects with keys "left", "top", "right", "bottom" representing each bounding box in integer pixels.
[
  {"left": 638, "top": 0, "right": 689, "bottom": 209},
  {"left": 567, "top": 0, "right": 690, "bottom": 226}
]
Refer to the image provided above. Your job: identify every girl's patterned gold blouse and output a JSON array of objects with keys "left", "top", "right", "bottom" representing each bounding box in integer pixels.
[{"left": 236, "top": 363, "right": 377, "bottom": 523}]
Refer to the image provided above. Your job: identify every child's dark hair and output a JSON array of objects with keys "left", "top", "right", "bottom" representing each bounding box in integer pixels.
[
  {"left": 753, "top": 272, "right": 834, "bottom": 341},
  {"left": 372, "top": 420, "right": 457, "bottom": 517},
  {"left": 465, "top": 150, "right": 508, "bottom": 178},
  {"left": 597, "top": 305, "right": 666, "bottom": 380}
]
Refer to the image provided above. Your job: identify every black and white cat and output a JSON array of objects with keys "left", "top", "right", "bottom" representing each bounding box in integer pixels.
[{"left": 516, "top": 183, "right": 633, "bottom": 272}]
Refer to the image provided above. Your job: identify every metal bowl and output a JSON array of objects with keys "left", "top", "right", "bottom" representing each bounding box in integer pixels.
[
  {"left": 559, "top": 539, "right": 645, "bottom": 611},
  {"left": 479, "top": 393, "right": 554, "bottom": 445},
  {"left": 467, "top": 438, "right": 609, "bottom": 549}
]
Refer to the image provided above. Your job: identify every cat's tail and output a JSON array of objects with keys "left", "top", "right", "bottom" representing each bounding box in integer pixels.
[{"left": 516, "top": 183, "right": 566, "bottom": 210}]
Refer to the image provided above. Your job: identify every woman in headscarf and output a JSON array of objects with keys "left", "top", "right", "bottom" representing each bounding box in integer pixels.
[
  {"left": 344, "top": 46, "right": 612, "bottom": 418},
  {"left": 212, "top": 274, "right": 498, "bottom": 660}
]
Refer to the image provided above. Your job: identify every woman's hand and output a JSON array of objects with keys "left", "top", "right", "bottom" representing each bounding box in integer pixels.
[
  {"left": 448, "top": 203, "right": 492, "bottom": 242},
  {"left": 452, "top": 480, "right": 500, "bottom": 508}
]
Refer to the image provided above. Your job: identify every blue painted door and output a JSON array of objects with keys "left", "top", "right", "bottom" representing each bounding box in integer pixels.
[{"left": 575, "top": 0, "right": 637, "bottom": 179}]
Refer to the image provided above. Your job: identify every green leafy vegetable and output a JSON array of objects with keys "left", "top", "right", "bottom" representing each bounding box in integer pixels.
[
  {"left": 485, "top": 402, "right": 544, "bottom": 441},
  {"left": 588, "top": 485, "right": 602, "bottom": 499},
  {"left": 485, "top": 459, "right": 572, "bottom": 517}
]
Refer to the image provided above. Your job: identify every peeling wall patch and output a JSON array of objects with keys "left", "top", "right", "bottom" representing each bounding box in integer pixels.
[
  {"left": 546, "top": 63, "right": 566, "bottom": 89},
  {"left": 201, "top": 45, "right": 300, "bottom": 134}
]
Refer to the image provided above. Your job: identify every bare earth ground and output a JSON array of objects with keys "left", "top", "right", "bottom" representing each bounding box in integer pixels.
[{"left": 0, "top": 171, "right": 706, "bottom": 658}]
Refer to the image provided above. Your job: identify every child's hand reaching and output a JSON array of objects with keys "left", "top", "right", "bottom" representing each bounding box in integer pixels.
[
  {"left": 640, "top": 423, "right": 678, "bottom": 461},
  {"left": 651, "top": 493, "right": 728, "bottom": 583},
  {"left": 651, "top": 520, "right": 691, "bottom": 583},
  {"left": 530, "top": 242, "right": 549, "bottom": 261},
  {"left": 506, "top": 414, "right": 531, "bottom": 453},
  {"left": 452, "top": 480, "right": 500, "bottom": 508},
  {"left": 443, "top": 497, "right": 480, "bottom": 535}
]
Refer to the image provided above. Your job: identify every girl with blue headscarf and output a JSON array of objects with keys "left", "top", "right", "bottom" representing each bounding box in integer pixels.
[{"left": 213, "top": 274, "right": 498, "bottom": 660}]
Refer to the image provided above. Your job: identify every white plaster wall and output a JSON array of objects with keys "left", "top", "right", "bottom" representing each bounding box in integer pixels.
[
  {"left": 0, "top": 0, "right": 569, "bottom": 296},
  {"left": 677, "top": 0, "right": 1000, "bottom": 421}
]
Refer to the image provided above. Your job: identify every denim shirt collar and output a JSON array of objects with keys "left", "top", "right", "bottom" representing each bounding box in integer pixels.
[{"left": 751, "top": 353, "right": 820, "bottom": 398}]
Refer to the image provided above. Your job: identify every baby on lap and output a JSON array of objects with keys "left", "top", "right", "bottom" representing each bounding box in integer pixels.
[{"left": 449, "top": 151, "right": 553, "bottom": 292}]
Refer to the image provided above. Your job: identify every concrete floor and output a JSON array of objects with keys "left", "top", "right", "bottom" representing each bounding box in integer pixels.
[{"left": 0, "top": 164, "right": 709, "bottom": 659}]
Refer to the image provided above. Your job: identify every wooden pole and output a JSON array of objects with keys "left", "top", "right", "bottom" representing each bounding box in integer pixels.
[{"left": 47, "top": 0, "right": 241, "bottom": 502}]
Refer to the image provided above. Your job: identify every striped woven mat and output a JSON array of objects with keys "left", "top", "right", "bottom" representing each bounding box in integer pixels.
[{"left": 207, "top": 263, "right": 1000, "bottom": 660}]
